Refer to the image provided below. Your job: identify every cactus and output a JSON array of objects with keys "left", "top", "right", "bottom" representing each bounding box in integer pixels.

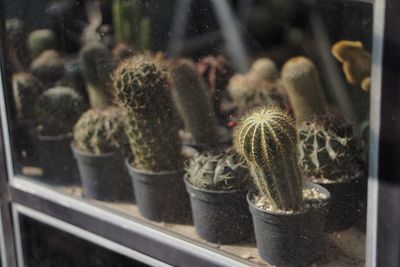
[
  {"left": 248, "top": 58, "right": 279, "bottom": 82},
  {"left": 28, "top": 29, "right": 56, "bottom": 59},
  {"left": 112, "top": 43, "right": 136, "bottom": 64},
  {"left": 79, "top": 43, "right": 114, "bottom": 108},
  {"left": 12, "top": 73, "right": 43, "bottom": 120},
  {"left": 112, "top": 0, "right": 151, "bottom": 50},
  {"left": 112, "top": 55, "right": 182, "bottom": 172},
  {"left": 281, "top": 56, "right": 328, "bottom": 127},
  {"left": 6, "top": 18, "right": 28, "bottom": 71},
  {"left": 169, "top": 59, "right": 219, "bottom": 144},
  {"left": 35, "top": 86, "right": 86, "bottom": 136},
  {"left": 185, "top": 148, "right": 249, "bottom": 190},
  {"left": 234, "top": 107, "right": 303, "bottom": 211},
  {"left": 298, "top": 113, "right": 362, "bottom": 181},
  {"left": 30, "top": 50, "right": 65, "bottom": 85},
  {"left": 73, "top": 107, "right": 128, "bottom": 154}
]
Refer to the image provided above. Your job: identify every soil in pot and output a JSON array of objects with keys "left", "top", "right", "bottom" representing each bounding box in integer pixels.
[
  {"left": 71, "top": 145, "right": 134, "bottom": 202},
  {"left": 185, "top": 178, "right": 254, "bottom": 244},
  {"left": 247, "top": 182, "right": 330, "bottom": 266}
]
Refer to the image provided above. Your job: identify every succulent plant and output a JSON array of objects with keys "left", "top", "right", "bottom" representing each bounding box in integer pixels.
[
  {"left": 28, "top": 29, "right": 57, "bottom": 59},
  {"left": 234, "top": 107, "right": 303, "bottom": 211},
  {"left": 185, "top": 148, "right": 249, "bottom": 191},
  {"left": 247, "top": 58, "right": 279, "bottom": 82},
  {"left": 12, "top": 73, "right": 43, "bottom": 120},
  {"left": 112, "top": 43, "right": 136, "bottom": 64},
  {"left": 112, "top": 55, "right": 182, "bottom": 172},
  {"left": 6, "top": 18, "right": 28, "bottom": 71},
  {"left": 169, "top": 59, "right": 219, "bottom": 144},
  {"left": 281, "top": 56, "right": 328, "bottom": 127},
  {"left": 79, "top": 43, "right": 114, "bottom": 108},
  {"left": 73, "top": 107, "right": 128, "bottom": 155},
  {"left": 30, "top": 50, "right": 65, "bottom": 85},
  {"left": 298, "top": 113, "right": 362, "bottom": 181},
  {"left": 35, "top": 86, "right": 86, "bottom": 136}
]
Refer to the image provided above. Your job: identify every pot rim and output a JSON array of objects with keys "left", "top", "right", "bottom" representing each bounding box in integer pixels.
[
  {"left": 310, "top": 171, "right": 365, "bottom": 185},
  {"left": 184, "top": 176, "right": 248, "bottom": 195},
  {"left": 70, "top": 143, "right": 115, "bottom": 158},
  {"left": 124, "top": 158, "right": 184, "bottom": 176}
]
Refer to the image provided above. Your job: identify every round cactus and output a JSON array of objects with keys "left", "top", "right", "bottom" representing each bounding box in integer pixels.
[
  {"left": 73, "top": 107, "right": 128, "bottom": 154},
  {"left": 234, "top": 107, "right": 303, "bottom": 211},
  {"left": 12, "top": 73, "right": 43, "bottom": 120},
  {"left": 30, "top": 50, "right": 65, "bottom": 85},
  {"left": 248, "top": 58, "right": 279, "bottom": 82},
  {"left": 35, "top": 86, "right": 86, "bottom": 136},
  {"left": 112, "top": 55, "right": 182, "bottom": 172},
  {"left": 28, "top": 29, "right": 56, "bottom": 59},
  {"left": 281, "top": 56, "right": 328, "bottom": 126}
]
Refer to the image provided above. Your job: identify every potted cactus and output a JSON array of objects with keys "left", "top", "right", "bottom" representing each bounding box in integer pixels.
[
  {"left": 112, "top": 55, "right": 190, "bottom": 222},
  {"left": 30, "top": 50, "right": 65, "bottom": 88},
  {"left": 27, "top": 29, "right": 57, "bottom": 59},
  {"left": 184, "top": 148, "right": 253, "bottom": 244},
  {"left": 235, "top": 107, "right": 330, "bottom": 266},
  {"left": 72, "top": 107, "right": 133, "bottom": 201},
  {"left": 34, "top": 86, "right": 86, "bottom": 184}
]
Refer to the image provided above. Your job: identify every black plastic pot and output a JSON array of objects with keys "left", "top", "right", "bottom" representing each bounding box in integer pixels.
[
  {"left": 34, "top": 133, "right": 79, "bottom": 185},
  {"left": 71, "top": 145, "right": 134, "bottom": 202},
  {"left": 247, "top": 182, "right": 330, "bottom": 266},
  {"left": 315, "top": 173, "right": 366, "bottom": 232},
  {"left": 126, "top": 160, "right": 191, "bottom": 223},
  {"left": 184, "top": 179, "right": 253, "bottom": 244}
]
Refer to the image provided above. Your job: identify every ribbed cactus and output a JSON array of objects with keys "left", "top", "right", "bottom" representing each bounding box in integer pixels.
[
  {"left": 12, "top": 73, "right": 43, "bottom": 120},
  {"left": 30, "top": 50, "right": 65, "bottom": 85},
  {"left": 248, "top": 58, "right": 279, "bottom": 82},
  {"left": 185, "top": 148, "right": 249, "bottom": 190},
  {"left": 234, "top": 107, "right": 303, "bottom": 211},
  {"left": 169, "top": 59, "right": 219, "bottom": 144},
  {"left": 281, "top": 56, "right": 328, "bottom": 126},
  {"left": 35, "top": 86, "right": 86, "bottom": 136},
  {"left": 79, "top": 43, "right": 114, "bottom": 108},
  {"left": 112, "top": 55, "right": 182, "bottom": 172},
  {"left": 73, "top": 107, "right": 128, "bottom": 154},
  {"left": 298, "top": 114, "right": 361, "bottom": 181},
  {"left": 28, "top": 29, "right": 56, "bottom": 59}
]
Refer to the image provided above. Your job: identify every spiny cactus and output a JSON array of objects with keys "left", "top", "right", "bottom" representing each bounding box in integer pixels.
[
  {"left": 169, "top": 59, "right": 219, "bottom": 144},
  {"left": 28, "top": 29, "right": 56, "bottom": 59},
  {"left": 6, "top": 18, "right": 28, "bottom": 71},
  {"left": 248, "top": 58, "right": 279, "bottom": 82},
  {"left": 281, "top": 56, "right": 328, "bottom": 127},
  {"left": 234, "top": 107, "right": 303, "bottom": 211},
  {"left": 298, "top": 113, "right": 362, "bottom": 181},
  {"left": 185, "top": 148, "right": 249, "bottom": 190},
  {"left": 12, "top": 73, "right": 43, "bottom": 120},
  {"left": 112, "top": 55, "right": 182, "bottom": 172},
  {"left": 79, "top": 43, "right": 114, "bottom": 108},
  {"left": 73, "top": 107, "right": 128, "bottom": 154},
  {"left": 35, "top": 86, "right": 86, "bottom": 136},
  {"left": 30, "top": 50, "right": 65, "bottom": 85}
]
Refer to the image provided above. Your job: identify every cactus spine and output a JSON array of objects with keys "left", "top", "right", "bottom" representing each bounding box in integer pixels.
[
  {"left": 112, "top": 55, "right": 182, "bottom": 172},
  {"left": 28, "top": 29, "right": 56, "bottom": 59},
  {"left": 234, "top": 107, "right": 303, "bottom": 211},
  {"left": 169, "top": 59, "right": 219, "bottom": 144},
  {"left": 281, "top": 57, "right": 328, "bottom": 126}
]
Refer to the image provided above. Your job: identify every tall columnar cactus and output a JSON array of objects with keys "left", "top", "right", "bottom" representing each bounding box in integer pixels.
[
  {"left": 248, "top": 58, "right": 279, "bottom": 82},
  {"left": 169, "top": 59, "right": 219, "bottom": 144},
  {"left": 112, "top": 0, "right": 150, "bottom": 50},
  {"left": 28, "top": 29, "right": 56, "bottom": 59},
  {"left": 73, "top": 107, "right": 128, "bottom": 154},
  {"left": 79, "top": 43, "right": 114, "bottom": 108},
  {"left": 12, "top": 73, "right": 43, "bottom": 120},
  {"left": 112, "top": 55, "right": 182, "bottom": 172},
  {"left": 6, "top": 18, "right": 28, "bottom": 71},
  {"left": 30, "top": 50, "right": 65, "bottom": 85},
  {"left": 35, "top": 86, "right": 86, "bottom": 136},
  {"left": 281, "top": 56, "right": 328, "bottom": 127},
  {"left": 298, "top": 113, "right": 361, "bottom": 181},
  {"left": 234, "top": 107, "right": 303, "bottom": 211}
]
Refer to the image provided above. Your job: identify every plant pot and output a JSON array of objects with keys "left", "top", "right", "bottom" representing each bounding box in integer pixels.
[
  {"left": 184, "top": 179, "right": 254, "bottom": 244},
  {"left": 247, "top": 182, "right": 330, "bottom": 266},
  {"left": 71, "top": 145, "right": 134, "bottom": 202},
  {"left": 34, "top": 133, "right": 79, "bottom": 185},
  {"left": 315, "top": 173, "right": 366, "bottom": 232},
  {"left": 125, "top": 160, "right": 191, "bottom": 223}
]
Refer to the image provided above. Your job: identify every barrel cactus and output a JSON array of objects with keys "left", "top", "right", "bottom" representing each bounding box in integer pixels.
[
  {"left": 169, "top": 59, "right": 219, "bottom": 144},
  {"left": 12, "top": 73, "right": 43, "bottom": 120},
  {"left": 185, "top": 148, "right": 249, "bottom": 190},
  {"left": 73, "top": 107, "right": 128, "bottom": 155},
  {"left": 35, "top": 86, "right": 86, "bottom": 136},
  {"left": 30, "top": 50, "right": 65, "bottom": 85},
  {"left": 79, "top": 43, "right": 114, "bottom": 108},
  {"left": 234, "top": 107, "right": 303, "bottom": 211},
  {"left": 281, "top": 56, "right": 327, "bottom": 126},
  {"left": 28, "top": 29, "right": 56, "bottom": 59},
  {"left": 112, "top": 55, "right": 182, "bottom": 172}
]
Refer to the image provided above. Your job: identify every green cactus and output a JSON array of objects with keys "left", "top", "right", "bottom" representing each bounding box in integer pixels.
[
  {"left": 281, "top": 56, "right": 328, "bottom": 126},
  {"left": 169, "top": 59, "right": 219, "bottom": 144},
  {"left": 234, "top": 107, "right": 303, "bottom": 211},
  {"left": 28, "top": 29, "right": 56, "bottom": 59},
  {"left": 248, "top": 58, "right": 279, "bottom": 82},
  {"left": 30, "top": 50, "right": 65, "bottom": 85},
  {"left": 35, "top": 86, "right": 86, "bottom": 136},
  {"left": 112, "top": 55, "right": 182, "bottom": 172},
  {"left": 6, "top": 18, "right": 28, "bottom": 71},
  {"left": 73, "top": 107, "right": 128, "bottom": 154},
  {"left": 112, "top": 0, "right": 151, "bottom": 50},
  {"left": 79, "top": 43, "right": 114, "bottom": 108},
  {"left": 12, "top": 73, "right": 43, "bottom": 120},
  {"left": 185, "top": 148, "right": 249, "bottom": 190},
  {"left": 298, "top": 113, "right": 362, "bottom": 181}
]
